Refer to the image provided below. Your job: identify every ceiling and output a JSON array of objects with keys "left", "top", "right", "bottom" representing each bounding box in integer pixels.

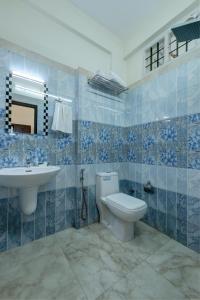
[{"left": 70, "top": 0, "right": 173, "bottom": 40}]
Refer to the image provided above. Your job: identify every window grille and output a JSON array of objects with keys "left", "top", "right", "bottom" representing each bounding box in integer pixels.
[{"left": 145, "top": 38, "right": 165, "bottom": 73}]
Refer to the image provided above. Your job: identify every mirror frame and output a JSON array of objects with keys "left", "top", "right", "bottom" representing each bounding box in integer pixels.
[{"left": 5, "top": 73, "right": 49, "bottom": 135}]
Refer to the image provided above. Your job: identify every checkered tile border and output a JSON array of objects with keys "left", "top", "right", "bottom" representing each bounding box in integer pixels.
[
  {"left": 43, "top": 84, "right": 48, "bottom": 136},
  {"left": 5, "top": 73, "right": 49, "bottom": 135},
  {"left": 5, "top": 73, "right": 13, "bottom": 132}
]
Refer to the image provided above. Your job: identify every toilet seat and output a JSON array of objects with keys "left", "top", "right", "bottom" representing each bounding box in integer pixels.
[
  {"left": 101, "top": 192, "right": 147, "bottom": 223},
  {"left": 105, "top": 193, "right": 146, "bottom": 212}
]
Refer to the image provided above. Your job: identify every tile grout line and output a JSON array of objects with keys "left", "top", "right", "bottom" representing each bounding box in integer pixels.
[{"left": 58, "top": 242, "right": 90, "bottom": 300}]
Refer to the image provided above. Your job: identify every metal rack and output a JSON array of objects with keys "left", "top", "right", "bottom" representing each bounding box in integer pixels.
[{"left": 88, "top": 74, "right": 128, "bottom": 96}]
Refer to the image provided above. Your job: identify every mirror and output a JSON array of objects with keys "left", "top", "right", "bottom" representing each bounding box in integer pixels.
[
  {"left": 5, "top": 73, "right": 48, "bottom": 135},
  {"left": 11, "top": 100, "right": 37, "bottom": 134}
]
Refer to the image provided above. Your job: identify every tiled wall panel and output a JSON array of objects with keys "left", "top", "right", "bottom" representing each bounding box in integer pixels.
[
  {"left": 125, "top": 55, "right": 200, "bottom": 253},
  {"left": 0, "top": 46, "right": 128, "bottom": 253},
  {"left": 0, "top": 44, "right": 199, "bottom": 254}
]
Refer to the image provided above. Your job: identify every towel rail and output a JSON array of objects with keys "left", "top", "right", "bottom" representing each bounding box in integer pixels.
[
  {"left": 88, "top": 74, "right": 128, "bottom": 96},
  {"left": 87, "top": 89, "right": 124, "bottom": 103},
  {"left": 55, "top": 97, "right": 72, "bottom": 104}
]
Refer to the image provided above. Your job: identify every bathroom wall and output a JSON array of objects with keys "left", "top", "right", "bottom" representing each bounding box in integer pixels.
[
  {"left": 0, "top": 46, "right": 78, "bottom": 252},
  {"left": 0, "top": 44, "right": 128, "bottom": 252},
  {"left": 124, "top": 52, "right": 200, "bottom": 253},
  {"left": 75, "top": 71, "right": 127, "bottom": 227},
  {"left": 1, "top": 40, "right": 199, "bottom": 254}
]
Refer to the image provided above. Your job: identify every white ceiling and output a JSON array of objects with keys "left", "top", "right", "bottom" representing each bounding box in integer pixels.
[{"left": 70, "top": 0, "right": 172, "bottom": 40}]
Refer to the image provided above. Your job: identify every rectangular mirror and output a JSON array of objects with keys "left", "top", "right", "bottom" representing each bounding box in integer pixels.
[
  {"left": 11, "top": 100, "right": 37, "bottom": 134},
  {"left": 5, "top": 73, "right": 48, "bottom": 135}
]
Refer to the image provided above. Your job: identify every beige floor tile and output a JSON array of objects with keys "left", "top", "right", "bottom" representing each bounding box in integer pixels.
[
  {"left": 90, "top": 222, "right": 170, "bottom": 260},
  {"left": 0, "top": 243, "right": 86, "bottom": 300},
  {"left": 0, "top": 234, "right": 57, "bottom": 277},
  {"left": 147, "top": 239, "right": 200, "bottom": 299},
  {"left": 97, "top": 261, "right": 189, "bottom": 300},
  {"left": 56, "top": 227, "right": 128, "bottom": 300},
  {"left": 0, "top": 222, "right": 198, "bottom": 300}
]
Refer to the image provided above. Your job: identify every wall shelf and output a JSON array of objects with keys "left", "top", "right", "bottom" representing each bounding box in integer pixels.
[{"left": 88, "top": 74, "right": 128, "bottom": 96}]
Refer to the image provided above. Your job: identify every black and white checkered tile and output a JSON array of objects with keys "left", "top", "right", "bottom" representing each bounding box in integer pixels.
[
  {"left": 5, "top": 73, "right": 13, "bottom": 132},
  {"left": 43, "top": 84, "right": 48, "bottom": 136},
  {"left": 5, "top": 73, "right": 49, "bottom": 135}
]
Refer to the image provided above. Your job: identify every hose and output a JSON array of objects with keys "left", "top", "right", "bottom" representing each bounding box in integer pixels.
[
  {"left": 81, "top": 186, "right": 88, "bottom": 221},
  {"left": 80, "top": 169, "right": 88, "bottom": 221}
]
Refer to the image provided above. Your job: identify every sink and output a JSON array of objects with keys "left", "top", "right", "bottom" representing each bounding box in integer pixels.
[
  {"left": 0, "top": 166, "right": 60, "bottom": 215},
  {"left": 0, "top": 166, "right": 60, "bottom": 188}
]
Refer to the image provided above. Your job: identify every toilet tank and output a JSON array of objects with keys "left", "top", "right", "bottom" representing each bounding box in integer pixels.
[{"left": 96, "top": 172, "right": 119, "bottom": 202}]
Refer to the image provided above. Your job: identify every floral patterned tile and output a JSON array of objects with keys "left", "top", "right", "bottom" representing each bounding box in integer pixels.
[
  {"left": 187, "top": 125, "right": 200, "bottom": 152},
  {"left": 97, "top": 125, "right": 113, "bottom": 145},
  {"left": 187, "top": 113, "right": 200, "bottom": 125},
  {"left": 158, "top": 148, "right": 178, "bottom": 167},
  {"left": 188, "top": 152, "right": 200, "bottom": 170},
  {"left": 142, "top": 150, "right": 157, "bottom": 165}
]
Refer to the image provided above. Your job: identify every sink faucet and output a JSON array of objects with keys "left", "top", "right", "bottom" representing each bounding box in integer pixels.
[{"left": 26, "top": 158, "right": 31, "bottom": 168}]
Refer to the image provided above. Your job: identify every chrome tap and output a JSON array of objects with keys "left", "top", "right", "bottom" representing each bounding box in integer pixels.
[{"left": 26, "top": 157, "right": 31, "bottom": 168}]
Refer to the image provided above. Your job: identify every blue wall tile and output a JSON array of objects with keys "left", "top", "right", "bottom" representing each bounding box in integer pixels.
[
  {"left": 7, "top": 197, "right": 21, "bottom": 249},
  {"left": 177, "top": 194, "right": 187, "bottom": 222},
  {"left": 157, "top": 211, "right": 167, "bottom": 234},
  {"left": 119, "top": 179, "right": 131, "bottom": 195},
  {"left": 188, "top": 196, "right": 200, "bottom": 226},
  {"left": 157, "top": 189, "right": 167, "bottom": 213},
  {"left": 148, "top": 188, "right": 157, "bottom": 209},
  {"left": 22, "top": 214, "right": 34, "bottom": 245},
  {"left": 46, "top": 191, "right": 55, "bottom": 236},
  {"left": 35, "top": 192, "right": 46, "bottom": 240},
  {"left": 55, "top": 189, "right": 66, "bottom": 232},
  {"left": 167, "top": 191, "right": 177, "bottom": 217},
  {"left": 187, "top": 222, "right": 200, "bottom": 252},
  {"left": 35, "top": 217, "right": 45, "bottom": 240},
  {"left": 167, "top": 215, "right": 177, "bottom": 239},
  {"left": 0, "top": 198, "right": 7, "bottom": 251},
  {"left": 66, "top": 209, "right": 75, "bottom": 228},
  {"left": 177, "top": 218, "right": 187, "bottom": 247},
  {"left": 88, "top": 185, "right": 98, "bottom": 224},
  {"left": 147, "top": 207, "right": 157, "bottom": 227}
]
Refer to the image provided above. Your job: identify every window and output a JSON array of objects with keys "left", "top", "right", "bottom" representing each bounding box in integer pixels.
[
  {"left": 145, "top": 38, "right": 165, "bottom": 73},
  {"left": 144, "top": 10, "right": 200, "bottom": 75},
  {"left": 168, "top": 32, "right": 196, "bottom": 60}
]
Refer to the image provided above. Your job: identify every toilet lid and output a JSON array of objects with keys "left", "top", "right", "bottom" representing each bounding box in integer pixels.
[{"left": 106, "top": 193, "right": 146, "bottom": 212}]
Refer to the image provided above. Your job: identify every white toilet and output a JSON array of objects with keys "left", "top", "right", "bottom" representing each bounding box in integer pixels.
[{"left": 96, "top": 172, "right": 147, "bottom": 242}]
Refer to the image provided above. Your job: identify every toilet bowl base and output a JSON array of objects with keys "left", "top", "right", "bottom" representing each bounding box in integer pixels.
[{"left": 103, "top": 214, "right": 135, "bottom": 242}]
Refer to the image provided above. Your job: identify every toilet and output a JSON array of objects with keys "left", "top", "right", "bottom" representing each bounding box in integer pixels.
[{"left": 96, "top": 172, "right": 147, "bottom": 242}]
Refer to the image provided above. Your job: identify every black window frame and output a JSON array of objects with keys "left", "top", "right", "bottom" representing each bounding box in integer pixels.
[
  {"left": 168, "top": 35, "right": 191, "bottom": 59},
  {"left": 145, "top": 39, "right": 165, "bottom": 72}
]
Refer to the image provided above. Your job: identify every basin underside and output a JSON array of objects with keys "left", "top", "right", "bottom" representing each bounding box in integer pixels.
[{"left": 19, "top": 187, "right": 38, "bottom": 215}]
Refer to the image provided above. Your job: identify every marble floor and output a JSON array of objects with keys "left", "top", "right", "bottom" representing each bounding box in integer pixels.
[{"left": 0, "top": 222, "right": 199, "bottom": 300}]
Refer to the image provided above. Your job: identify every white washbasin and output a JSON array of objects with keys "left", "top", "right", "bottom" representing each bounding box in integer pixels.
[
  {"left": 0, "top": 166, "right": 60, "bottom": 215},
  {"left": 0, "top": 166, "right": 60, "bottom": 188}
]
